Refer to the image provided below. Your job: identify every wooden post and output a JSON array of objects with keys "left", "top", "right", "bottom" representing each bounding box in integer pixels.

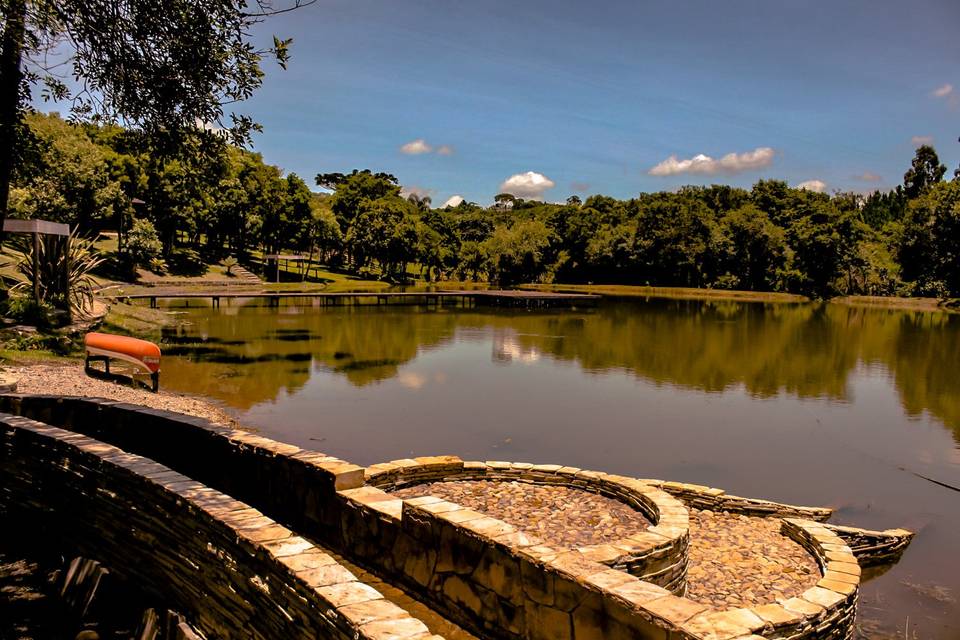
[{"left": 31, "top": 231, "right": 39, "bottom": 304}]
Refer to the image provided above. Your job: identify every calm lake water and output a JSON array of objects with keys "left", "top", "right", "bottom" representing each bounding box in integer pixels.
[{"left": 158, "top": 297, "right": 960, "bottom": 638}]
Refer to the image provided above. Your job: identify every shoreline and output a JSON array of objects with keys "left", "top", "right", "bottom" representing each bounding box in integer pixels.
[
  {"left": 5, "top": 361, "right": 240, "bottom": 428},
  {"left": 519, "top": 283, "right": 958, "bottom": 313},
  {"left": 97, "top": 276, "right": 957, "bottom": 315}
]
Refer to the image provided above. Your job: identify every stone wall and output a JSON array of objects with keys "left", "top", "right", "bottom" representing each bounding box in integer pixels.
[
  {"left": 0, "top": 394, "right": 865, "bottom": 640},
  {"left": 0, "top": 412, "right": 439, "bottom": 640},
  {"left": 336, "top": 486, "right": 700, "bottom": 640},
  {"left": 638, "top": 479, "right": 834, "bottom": 522},
  {"left": 820, "top": 523, "right": 914, "bottom": 567},
  {"left": 365, "top": 458, "right": 689, "bottom": 592}
]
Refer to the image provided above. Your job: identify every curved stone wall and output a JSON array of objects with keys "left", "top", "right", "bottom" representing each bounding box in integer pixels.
[
  {"left": 0, "top": 412, "right": 439, "bottom": 640},
  {"left": 0, "top": 394, "right": 866, "bottom": 640},
  {"left": 366, "top": 458, "right": 689, "bottom": 592},
  {"left": 639, "top": 478, "right": 834, "bottom": 521}
]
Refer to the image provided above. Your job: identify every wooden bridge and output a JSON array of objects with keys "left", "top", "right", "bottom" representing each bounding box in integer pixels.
[{"left": 114, "top": 289, "right": 600, "bottom": 309}]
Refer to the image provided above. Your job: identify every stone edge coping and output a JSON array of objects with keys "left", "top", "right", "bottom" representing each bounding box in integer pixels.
[
  {"left": 819, "top": 523, "right": 915, "bottom": 566},
  {"left": 637, "top": 478, "right": 834, "bottom": 522},
  {"left": 0, "top": 394, "right": 367, "bottom": 491},
  {"left": 668, "top": 518, "right": 861, "bottom": 640},
  {"left": 0, "top": 412, "right": 442, "bottom": 640},
  {"left": 362, "top": 457, "right": 689, "bottom": 578}
]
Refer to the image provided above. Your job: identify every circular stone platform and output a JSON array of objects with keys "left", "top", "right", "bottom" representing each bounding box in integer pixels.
[
  {"left": 685, "top": 508, "right": 821, "bottom": 608},
  {"left": 392, "top": 480, "right": 652, "bottom": 548}
]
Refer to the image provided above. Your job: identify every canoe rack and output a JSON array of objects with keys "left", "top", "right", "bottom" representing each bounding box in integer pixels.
[{"left": 84, "top": 332, "right": 161, "bottom": 392}]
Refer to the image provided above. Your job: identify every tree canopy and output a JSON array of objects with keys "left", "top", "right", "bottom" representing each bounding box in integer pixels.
[
  {"left": 9, "top": 112, "right": 960, "bottom": 299},
  {"left": 0, "top": 0, "right": 311, "bottom": 258}
]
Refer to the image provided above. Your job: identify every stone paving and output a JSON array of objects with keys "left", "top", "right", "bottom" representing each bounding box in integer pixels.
[
  {"left": 685, "top": 508, "right": 821, "bottom": 609},
  {"left": 392, "top": 479, "right": 651, "bottom": 548}
]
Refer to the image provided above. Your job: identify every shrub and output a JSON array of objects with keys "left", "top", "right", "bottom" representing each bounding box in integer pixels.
[
  {"left": 126, "top": 218, "right": 163, "bottom": 269},
  {"left": 2, "top": 297, "right": 56, "bottom": 328},
  {"left": 711, "top": 273, "right": 741, "bottom": 290},
  {"left": 10, "top": 232, "right": 105, "bottom": 317},
  {"left": 148, "top": 257, "right": 168, "bottom": 275}
]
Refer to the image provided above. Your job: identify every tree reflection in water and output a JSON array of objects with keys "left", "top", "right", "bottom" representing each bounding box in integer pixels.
[{"left": 160, "top": 299, "right": 960, "bottom": 442}]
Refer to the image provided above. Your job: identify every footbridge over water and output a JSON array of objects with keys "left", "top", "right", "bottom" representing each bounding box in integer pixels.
[
  {"left": 114, "top": 289, "right": 600, "bottom": 309},
  {"left": 0, "top": 395, "right": 912, "bottom": 640}
]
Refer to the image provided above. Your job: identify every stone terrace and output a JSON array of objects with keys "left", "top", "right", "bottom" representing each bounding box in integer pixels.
[
  {"left": 392, "top": 479, "right": 652, "bottom": 548},
  {"left": 0, "top": 395, "right": 912, "bottom": 640}
]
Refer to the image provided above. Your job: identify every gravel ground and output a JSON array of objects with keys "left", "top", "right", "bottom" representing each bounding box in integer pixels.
[
  {"left": 392, "top": 480, "right": 651, "bottom": 548},
  {"left": 6, "top": 362, "right": 238, "bottom": 427},
  {"left": 685, "top": 508, "right": 821, "bottom": 608}
]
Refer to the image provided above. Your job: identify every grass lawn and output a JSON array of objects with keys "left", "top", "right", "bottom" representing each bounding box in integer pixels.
[
  {"left": 136, "top": 263, "right": 236, "bottom": 283},
  {"left": 0, "top": 347, "right": 77, "bottom": 365},
  {"left": 100, "top": 301, "right": 173, "bottom": 337},
  {"left": 262, "top": 265, "right": 391, "bottom": 293}
]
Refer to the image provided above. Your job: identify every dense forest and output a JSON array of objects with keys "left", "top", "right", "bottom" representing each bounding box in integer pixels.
[{"left": 9, "top": 112, "right": 960, "bottom": 298}]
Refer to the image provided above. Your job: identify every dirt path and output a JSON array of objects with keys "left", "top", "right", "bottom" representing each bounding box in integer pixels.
[{"left": 6, "top": 362, "right": 239, "bottom": 427}]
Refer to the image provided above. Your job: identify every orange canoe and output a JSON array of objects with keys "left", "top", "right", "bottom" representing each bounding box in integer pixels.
[{"left": 84, "top": 332, "right": 162, "bottom": 374}]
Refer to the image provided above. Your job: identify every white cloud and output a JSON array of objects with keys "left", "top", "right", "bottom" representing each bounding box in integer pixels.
[
  {"left": 854, "top": 172, "right": 882, "bottom": 183},
  {"left": 400, "top": 185, "right": 433, "bottom": 199},
  {"left": 400, "top": 139, "right": 433, "bottom": 154},
  {"left": 648, "top": 147, "right": 775, "bottom": 176},
  {"left": 442, "top": 195, "right": 464, "bottom": 208},
  {"left": 400, "top": 139, "right": 456, "bottom": 156},
  {"left": 911, "top": 135, "right": 934, "bottom": 147},
  {"left": 194, "top": 118, "right": 227, "bottom": 137},
  {"left": 795, "top": 179, "right": 827, "bottom": 193},
  {"left": 932, "top": 84, "right": 954, "bottom": 98},
  {"left": 498, "top": 171, "right": 556, "bottom": 200}
]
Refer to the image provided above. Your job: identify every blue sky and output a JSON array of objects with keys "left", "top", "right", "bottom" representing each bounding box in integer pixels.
[{"left": 57, "top": 1, "right": 960, "bottom": 205}]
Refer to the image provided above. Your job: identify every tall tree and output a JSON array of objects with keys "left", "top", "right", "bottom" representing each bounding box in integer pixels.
[
  {"left": 0, "top": 0, "right": 312, "bottom": 249},
  {"left": 903, "top": 145, "right": 946, "bottom": 199},
  {"left": 899, "top": 181, "right": 960, "bottom": 296},
  {"left": 720, "top": 204, "right": 787, "bottom": 291},
  {"left": 323, "top": 170, "right": 401, "bottom": 231},
  {"left": 955, "top": 136, "right": 960, "bottom": 180},
  {"left": 407, "top": 192, "right": 432, "bottom": 212}
]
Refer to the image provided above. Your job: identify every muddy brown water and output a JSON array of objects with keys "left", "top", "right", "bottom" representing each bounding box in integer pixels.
[{"left": 157, "top": 297, "right": 960, "bottom": 639}]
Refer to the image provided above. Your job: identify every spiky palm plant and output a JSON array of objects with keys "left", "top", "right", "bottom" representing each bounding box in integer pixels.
[
  {"left": 222, "top": 255, "right": 238, "bottom": 276},
  {"left": 11, "top": 231, "right": 105, "bottom": 319}
]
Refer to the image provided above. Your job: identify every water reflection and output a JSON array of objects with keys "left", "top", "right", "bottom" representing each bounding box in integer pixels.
[
  {"left": 158, "top": 297, "right": 960, "bottom": 638},
  {"left": 161, "top": 299, "right": 960, "bottom": 441},
  {"left": 494, "top": 334, "right": 542, "bottom": 364}
]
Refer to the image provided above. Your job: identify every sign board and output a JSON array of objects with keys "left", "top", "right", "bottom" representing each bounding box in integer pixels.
[{"left": 3, "top": 219, "right": 70, "bottom": 236}]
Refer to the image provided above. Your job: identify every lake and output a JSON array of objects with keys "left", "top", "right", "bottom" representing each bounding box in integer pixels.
[{"left": 158, "top": 297, "right": 960, "bottom": 638}]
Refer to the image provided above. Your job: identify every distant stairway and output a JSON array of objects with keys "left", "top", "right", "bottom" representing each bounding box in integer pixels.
[{"left": 232, "top": 264, "right": 262, "bottom": 284}]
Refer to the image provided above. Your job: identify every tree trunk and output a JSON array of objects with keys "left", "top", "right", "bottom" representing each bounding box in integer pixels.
[
  {"left": 0, "top": 0, "right": 27, "bottom": 259},
  {"left": 302, "top": 243, "right": 314, "bottom": 282}
]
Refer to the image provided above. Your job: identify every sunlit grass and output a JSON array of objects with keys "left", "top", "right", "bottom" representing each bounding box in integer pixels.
[
  {"left": 0, "top": 349, "right": 76, "bottom": 365},
  {"left": 101, "top": 300, "right": 172, "bottom": 337}
]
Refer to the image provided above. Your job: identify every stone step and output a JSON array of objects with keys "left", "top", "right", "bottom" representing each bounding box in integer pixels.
[{"left": 231, "top": 264, "right": 261, "bottom": 283}]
